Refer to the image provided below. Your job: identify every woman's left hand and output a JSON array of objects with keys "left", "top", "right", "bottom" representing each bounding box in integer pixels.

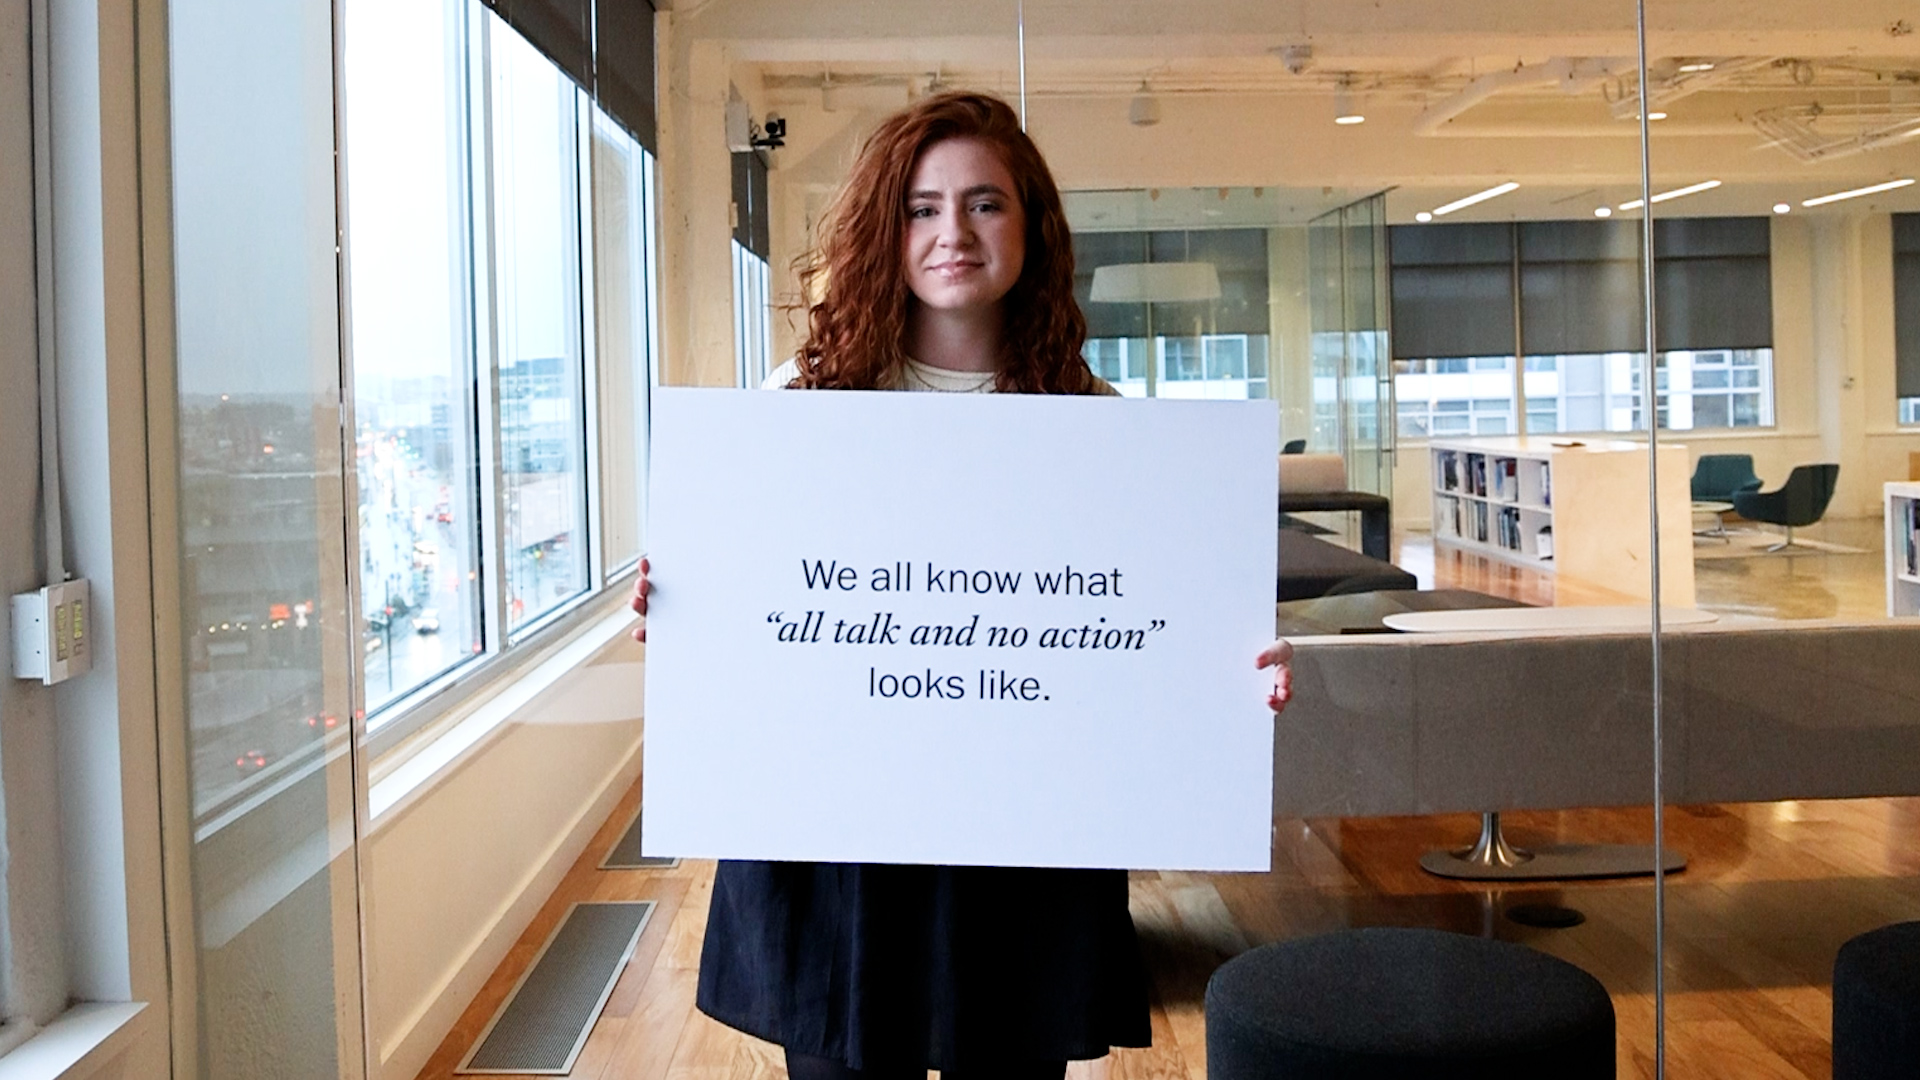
[{"left": 1256, "top": 638, "right": 1294, "bottom": 713}]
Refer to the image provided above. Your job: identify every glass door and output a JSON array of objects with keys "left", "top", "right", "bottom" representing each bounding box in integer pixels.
[{"left": 1308, "top": 192, "right": 1393, "bottom": 496}]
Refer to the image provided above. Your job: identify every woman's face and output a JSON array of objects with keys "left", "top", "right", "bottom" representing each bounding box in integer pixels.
[{"left": 901, "top": 137, "right": 1026, "bottom": 315}]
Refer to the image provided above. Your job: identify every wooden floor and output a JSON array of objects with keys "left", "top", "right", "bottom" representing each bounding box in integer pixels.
[{"left": 416, "top": 517, "right": 1920, "bottom": 1080}]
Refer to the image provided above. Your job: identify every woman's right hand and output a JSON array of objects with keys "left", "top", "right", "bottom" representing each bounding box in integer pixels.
[{"left": 629, "top": 556, "right": 650, "bottom": 642}]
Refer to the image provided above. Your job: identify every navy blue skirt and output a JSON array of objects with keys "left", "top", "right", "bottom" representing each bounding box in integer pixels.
[{"left": 695, "top": 860, "right": 1152, "bottom": 1071}]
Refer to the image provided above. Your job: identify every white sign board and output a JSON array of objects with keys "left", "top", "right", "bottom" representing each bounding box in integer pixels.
[{"left": 642, "top": 387, "right": 1278, "bottom": 871}]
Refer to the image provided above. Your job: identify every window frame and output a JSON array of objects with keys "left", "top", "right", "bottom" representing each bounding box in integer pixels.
[{"left": 346, "top": 2, "right": 659, "bottom": 766}]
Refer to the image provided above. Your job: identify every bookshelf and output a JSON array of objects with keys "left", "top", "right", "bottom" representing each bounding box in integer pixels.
[
  {"left": 1885, "top": 483, "right": 1920, "bottom": 616},
  {"left": 1430, "top": 437, "right": 1695, "bottom": 605}
]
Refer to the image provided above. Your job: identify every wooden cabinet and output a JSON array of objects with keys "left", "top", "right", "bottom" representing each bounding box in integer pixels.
[{"left": 1430, "top": 437, "right": 1694, "bottom": 605}]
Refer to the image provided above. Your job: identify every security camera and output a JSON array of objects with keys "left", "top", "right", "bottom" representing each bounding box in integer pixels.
[
  {"left": 752, "top": 114, "right": 786, "bottom": 150},
  {"left": 1272, "top": 43, "right": 1314, "bottom": 75}
]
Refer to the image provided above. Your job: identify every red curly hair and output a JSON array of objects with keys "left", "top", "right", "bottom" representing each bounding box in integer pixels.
[{"left": 787, "top": 91, "right": 1099, "bottom": 395}]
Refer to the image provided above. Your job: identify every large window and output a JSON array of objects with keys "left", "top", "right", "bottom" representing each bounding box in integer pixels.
[
  {"left": 491, "top": 18, "right": 590, "bottom": 632},
  {"left": 1391, "top": 217, "right": 1776, "bottom": 436},
  {"left": 343, "top": 0, "right": 484, "bottom": 712},
  {"left": 593, "top": 114, "right": 657, "bottom": 571},
  {"left": 341, "top": 0, "right": 657, "bottom": 737}
]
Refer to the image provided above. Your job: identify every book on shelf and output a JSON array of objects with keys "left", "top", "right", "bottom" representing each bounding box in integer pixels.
[
  {"left": 1468, "top": 455, "right": 1487, "bottom": 496},
  {"left": 1538, "top": 461, "right": 1552, "bottom": 507},
  {"left": 1472, "top": 500, "right": 1489, "bottom": 542},
  {"left": 1908, "top": 499, "right": 1918, "bottom": 576},
  {"left": 1536, "top": 525, "right": 1554, "bottom": 560},
  {"left": 1493, "top": 457, "right": 1517, "bottom": 502},
  {"left": 1438, "top": 451, "right": 1460, "bottom": 492},
  {"left": 1491, "top": 505, "right": 1518, "bottom": 550}
]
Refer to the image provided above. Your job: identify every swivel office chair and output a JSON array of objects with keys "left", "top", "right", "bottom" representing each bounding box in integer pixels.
[{"left": 1730, "top": 463, "right": 1840, "bottom": 552}]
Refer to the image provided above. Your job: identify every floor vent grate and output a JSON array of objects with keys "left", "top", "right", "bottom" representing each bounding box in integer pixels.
[
  {"left": 456, "top": 900, "right": 654, "bottom": 1075},
  {"left": 602, "top": 810, "right": 679, "bottom": 870}
]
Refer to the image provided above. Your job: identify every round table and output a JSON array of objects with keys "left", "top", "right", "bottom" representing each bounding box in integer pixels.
[{"left": 1692, "top": 500, "right": 1736, "bottom": 540}]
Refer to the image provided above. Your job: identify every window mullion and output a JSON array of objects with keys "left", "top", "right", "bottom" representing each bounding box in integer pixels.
[
  {"left": 576, "top": 90, "right": 604, "bottom": 589},
  {"left": 472, "top": 13, "right": 510, "bottom": 658}
]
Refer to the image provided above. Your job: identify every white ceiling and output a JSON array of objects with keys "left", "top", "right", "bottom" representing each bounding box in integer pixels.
[{"left": 682, "top": 0, "right": 1920, "bottom": 223}]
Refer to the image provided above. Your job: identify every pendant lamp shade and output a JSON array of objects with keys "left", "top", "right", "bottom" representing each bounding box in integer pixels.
[{"left": 1089, "top": 262, "right": 1222, "bottom": 303}]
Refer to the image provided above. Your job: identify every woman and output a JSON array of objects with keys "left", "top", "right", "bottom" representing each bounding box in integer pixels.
[{"left": 630, "top": 91, "right": 1294, "bottom": 1079}]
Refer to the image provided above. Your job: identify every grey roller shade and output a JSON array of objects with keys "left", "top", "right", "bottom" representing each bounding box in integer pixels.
[
  {"left": 1519, "top": 221, "right": 1642, "bottom": 355},
  {"left": 1894, "top": 214, "right": 1920, "bottom": 398},
  {"left": 1388, "top": 223, "right": 1514, "bottom": 360},
  {"left": 484, "top": 0, "right": 659, "bottom": 152},
  {"left": 483, "top": 0, "right": 591, "bottom": 86},
  {"left": 595, "top": 0, "right": 658, "bottom": 151},
  {"left": 1653, "top": 217, "right": 1772, "bottom": 351},
  {"left": 731, "top": 151, "right": 769, "bottom": 259}
]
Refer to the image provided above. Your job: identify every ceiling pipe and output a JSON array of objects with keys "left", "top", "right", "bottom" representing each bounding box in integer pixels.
[{"left": 1412, "top": 58, "right": 1621, "bottom": 136}]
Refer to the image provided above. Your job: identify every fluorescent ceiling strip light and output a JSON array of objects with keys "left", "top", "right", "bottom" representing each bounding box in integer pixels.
[
  {"left": 1801, "top": 177, "right": 1915, "bottom": 207},
  {"left": 1617, "top": 179, "right": 1721, "bottom": 211},
  {"left": 1431, "top": 181, "right": 1519, "bottom": 217}
]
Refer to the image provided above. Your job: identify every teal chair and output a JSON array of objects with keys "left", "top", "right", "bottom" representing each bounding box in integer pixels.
[
  {"left": 1733, "top": 463, "right": 1840, "bottom": 552},
  {"left": 1691, "top": 454, "right": 1763, "bottom": 540},
  {"left": 1691, "top": 453, "right": 1764, "bottom": 502}
]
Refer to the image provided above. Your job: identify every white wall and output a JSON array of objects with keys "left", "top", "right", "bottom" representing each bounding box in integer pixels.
[{"left": 362, "top": 634, "right": 644, "bottom": 1080}]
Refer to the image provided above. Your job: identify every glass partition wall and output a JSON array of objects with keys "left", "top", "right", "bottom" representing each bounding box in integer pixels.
[
  {"left": 152, "top": 0, "right": 1920, "bottom": 1075},
  {"left": 167, "top": 0, "right": 367, "bottom": 1074},
  {"left": 1643, "top": 1, "right": 1920, "bottom": 1076}
]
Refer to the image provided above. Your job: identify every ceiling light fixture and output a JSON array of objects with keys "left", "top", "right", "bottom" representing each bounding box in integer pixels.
[
  {"left": 1334, "top": 79, "right": 1365, "bottom": 125},
  {"left": 1594, "top": 206, "right": 1614, "bottom": 218},
  {"left": 1431, "top": 181, "right": 1520, "bottom": 217},
  {"left": 1801, "top": 177, "right": 1916, "bottom": 207},
  {"left": 1128, "top": 81, "right": 1162, "bottom": 127},
  {"left": 1618, "top": 179, "right": 1721, "bottom": 211},
  {"left": 1677, "top": 61, "right": 1716, "bottom": 73},
  {"left": 1415, "top": 211, "right": 1434, "bottom": 223},
  {"left": 1647, "top": 111, "right": 1669, "bottom": 121},
  {"left": 1773, "top": 202, "right": 1792, "bottom": 214}
]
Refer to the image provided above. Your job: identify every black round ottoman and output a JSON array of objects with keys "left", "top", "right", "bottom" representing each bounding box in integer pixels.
[
  {"left": 1834, "top": 921, "right": 1920, "bottom": 1080},
  {"left": 1206, "top": 928, "right": 1615, "bottom": 1079}
]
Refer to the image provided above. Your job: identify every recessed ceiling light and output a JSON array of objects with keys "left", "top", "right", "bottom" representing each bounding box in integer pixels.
[
  {"left": 1415, "top": 211, "right": 1434, "bottom": 223},
  {"left": 1773, "top": 202, "right": 1792, "bottom": 214},
  {"left": 1334, "top": 81, "right": 1365, "bottom": 126},
  {"left": 1432, "top": 181, "right": 1520, "bottom": 217},
  {"left": 1594, "top": 206, "right": 1613, "bottom": 218},
  {"left": 1618, "top": 179, "right": 1721, "bottom": 211},
  {"left": 1647, "top": 111, "right": 1669, "bottom": 121},
  {"left": 1677, "top": 62, "right": 1716, "bottom": 73},
  {"left": 1801, "top": 177, "right": 1916, "bottom": 207}
]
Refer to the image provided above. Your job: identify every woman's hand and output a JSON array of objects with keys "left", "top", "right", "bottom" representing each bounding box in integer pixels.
[
  {"left": 1257, "top": 638, "right": 1294, "bottom": 713},
  {"left": 629, "top": 557, "right": 650, "bottom": 642}
]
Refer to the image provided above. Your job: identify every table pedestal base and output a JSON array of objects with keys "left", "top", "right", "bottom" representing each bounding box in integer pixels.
[{"left": 1419, "top": 812, "right": 1687, "bottom": 881}]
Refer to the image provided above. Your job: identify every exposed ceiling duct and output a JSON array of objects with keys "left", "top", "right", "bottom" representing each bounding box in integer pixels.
[
  {"left": 1750, "top": 100, "right": 1920, "bottom": 162},
  {"left": 1411, "top": 58, "right": 1623, "bottom": 136},
  {"left": 1604, "top": 56, "right": 1776, "bottom": 119}
]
